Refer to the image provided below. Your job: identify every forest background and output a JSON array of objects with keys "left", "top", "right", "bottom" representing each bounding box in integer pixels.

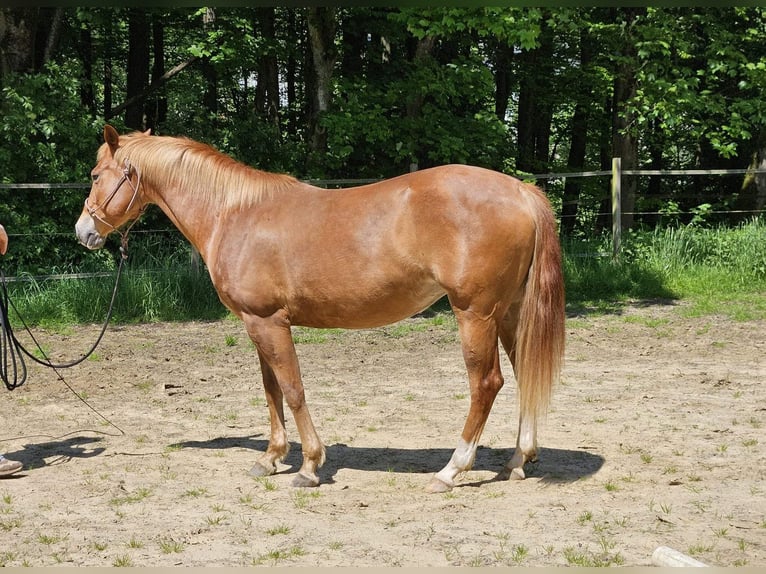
[{"left": 1, "top": 6, "right": 766, "bottom": 275}]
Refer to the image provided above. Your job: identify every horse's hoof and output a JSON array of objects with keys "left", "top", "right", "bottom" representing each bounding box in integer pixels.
[
  {"left": 509, "top": 467, "right": 526, "bottom": 480},
  {"left": 249, "top": 461, "right": 275, "bottom": 477},
  {"left": 496, "top": 466, "right": 525, "bottom": 481},
  {"left": 425, "top": 476, "right": 453, "bottom": 493},
  {"left": 292, "top": 472, "right": 319, "bottom": 488}
]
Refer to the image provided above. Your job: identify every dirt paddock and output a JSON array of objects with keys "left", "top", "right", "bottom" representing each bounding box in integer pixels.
[{"left": 0, "top": 302, "right": 763, "bottom": 566}]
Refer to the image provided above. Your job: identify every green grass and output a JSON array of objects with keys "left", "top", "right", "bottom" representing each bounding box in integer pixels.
[
  {"left": 4, "top": 218, "right": 765, "bottom": 327},
  {"left": 565, "top": 218, "right": 766, "bottom": 318}
]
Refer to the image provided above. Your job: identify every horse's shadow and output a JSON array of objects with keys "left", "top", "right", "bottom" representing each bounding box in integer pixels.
[
  {"left": 2, "top": 435, "right": 106, "bottom": 478},
  {"left": 175, "top": 435, "right": 604, "bottom": 486}
]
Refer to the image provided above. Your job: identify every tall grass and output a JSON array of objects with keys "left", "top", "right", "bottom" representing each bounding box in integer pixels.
[
  {"left": 564, "top": 217, "right": 766, "bottom": 318},
  {"left": 3, "top": 218, "right": 765, "bottom": 328},
  {"left": 4, "top": 237, "right": 226, "bottom": 329}
]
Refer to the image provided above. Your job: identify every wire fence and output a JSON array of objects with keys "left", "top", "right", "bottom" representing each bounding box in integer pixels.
[{"left": 1, "top": 162, "right": 765, "bottom": 278}]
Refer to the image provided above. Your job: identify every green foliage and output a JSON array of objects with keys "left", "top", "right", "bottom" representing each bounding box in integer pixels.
[
  {"left": 0, "top": 61, "right": 102, "bottom": 272},
  {"left": 0, "top": 61, "right": 100, "bottom": 182},
  {"left": 324, "top": 55, "right": 507, "bottom": 177},
  {"left": 6, "top": 238, "right": 225, "bottom": 329},
  {"left": 2, "top": 6, "right": 766, "bottom": 280},
  {"left": 630, "top": 7, "right": 766, "bottom": 159},
  {"left": 564, "top": 218, "right": 766, "bottom": 316},
  {"left": 2, "top": 219, "right": 763, "bottom": 328},
  {"left": 393, "top": 7, "right": 543, "bottom": 49}
]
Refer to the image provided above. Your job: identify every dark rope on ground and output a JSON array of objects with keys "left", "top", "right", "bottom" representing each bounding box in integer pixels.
[{"left": 0, "top": 249, "right": 128, "bottom": 435}]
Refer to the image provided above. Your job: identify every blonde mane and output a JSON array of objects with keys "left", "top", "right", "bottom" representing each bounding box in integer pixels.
[{"left": 100, "top": 133, "right": 298, "bottom": 211}]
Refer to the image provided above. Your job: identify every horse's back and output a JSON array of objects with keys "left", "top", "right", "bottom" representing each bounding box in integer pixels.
[{"left": 215, "top": 164, "right": 546, "bottom": 328}]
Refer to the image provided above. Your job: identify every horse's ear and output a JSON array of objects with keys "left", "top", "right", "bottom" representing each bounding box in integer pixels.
[
  {"left": 143, "top": 128, "right": 152, "bottom": 136},
  {"left": 103, "top": 125, "right": 120, "bottom": 150}
]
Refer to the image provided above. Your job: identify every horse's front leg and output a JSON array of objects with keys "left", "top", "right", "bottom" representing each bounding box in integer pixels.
[
  {"left": 244, "top": 311, "right": 326, "bottom": 487},
  {"left": 249, "top": 351, "right": 289, "bottom": 478}
]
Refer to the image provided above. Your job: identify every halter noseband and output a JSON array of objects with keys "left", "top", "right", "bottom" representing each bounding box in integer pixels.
[{"left": 85, "top": 158, "right": 146, "bottom": 256}]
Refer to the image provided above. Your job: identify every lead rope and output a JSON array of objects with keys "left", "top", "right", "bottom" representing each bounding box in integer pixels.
[
  {"left": 0, "top": 255, "right": 127, "bottom": 435},
  {"left": 0, "top": 161, "right": 143, "bottom": 434}
]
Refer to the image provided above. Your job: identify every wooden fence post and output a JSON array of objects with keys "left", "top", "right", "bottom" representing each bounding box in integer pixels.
[{"left": 611, "top": 157, "right": 622, "bottom": 260}]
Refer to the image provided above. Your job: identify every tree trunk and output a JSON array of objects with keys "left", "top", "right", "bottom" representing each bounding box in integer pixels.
[
  {"left": 306, "top": 7, "right": 337, "bottom": 162},
  {"left": 125, "top": 8, "right": 150, "bottom": 130},
  {"left": 561, "top": 28, "right": 593, "bottom": 235},
  {"left": 145, "top": 12, "right": 167, "bottom": 132},
  {"left": 40, "top": 7, "right": 63, "bottom": 67},
  {"left": 200, "top": 8, "right": 218, "bottom": 124},
  {"left": 285, "top": 9, "right": 298, "bottom": 138},
  {"left": 254, "top": 7, "right": 280, "bottom": 128},
  {"left": 562, "top": 105, "right": 588, "bottom": 235},
  {"left": 103, "top": 17, "right": 113, "bottom": 120},
  {"left": 516, "top": 15, "right": 554, "bottom": 186},
  {"left": 405, "top": 35, "right": 436, "bottom": 171},
  {"left": 596, "top": 95, "right": 613, "bottom": 233},
  {"left": 0, "top": 8, "right": 38, "bottom": 80},
  {"left": 492, "top": 41, "right": 514, "bottom": 122},
  {"left": 78, "top": 22, "right": 96, "bottom": 116},
  {"left": 643, "top": 118, "right": 664, "bottom": 226},
  {"left": 731, "top": 130, "right": 766, "bottom": 223},
  {"left": 610, "top": 7, "right": 645, "bottom": 230}
]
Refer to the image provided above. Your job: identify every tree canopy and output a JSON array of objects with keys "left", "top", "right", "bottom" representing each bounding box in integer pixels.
[{"left": 1, "top": 6, "right": 765, "bottom": 269}]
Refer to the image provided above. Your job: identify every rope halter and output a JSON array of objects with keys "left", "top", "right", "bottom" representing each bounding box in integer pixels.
[{"left": 84, "top": 158, "right": 146, "bottom": 257}]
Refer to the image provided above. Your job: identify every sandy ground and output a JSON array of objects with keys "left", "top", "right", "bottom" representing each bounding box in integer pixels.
[{"left": 0, "top": 302, "right": 763, "bottom": 566}]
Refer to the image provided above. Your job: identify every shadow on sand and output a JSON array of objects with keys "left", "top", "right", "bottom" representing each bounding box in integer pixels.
[
  {"left": 2, "top": 435, "right": 106, "bottom": 478},
  {"left": 175, "top": 435, "right": 604, "bottom": 487}
]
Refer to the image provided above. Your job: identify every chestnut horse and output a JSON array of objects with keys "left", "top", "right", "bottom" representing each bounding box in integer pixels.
[{"left": 76, "top": 125, "right": 565, "bottom": 492}]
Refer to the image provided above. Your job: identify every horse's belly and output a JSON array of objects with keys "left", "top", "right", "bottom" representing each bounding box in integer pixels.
[{"left": 290, "top": 280, "right": 445, "bottom": 329}]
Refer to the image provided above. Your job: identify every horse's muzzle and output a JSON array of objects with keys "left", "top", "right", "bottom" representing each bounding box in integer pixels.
[{"left": 75, "top": 214, "right": 106, "bottom": 250}]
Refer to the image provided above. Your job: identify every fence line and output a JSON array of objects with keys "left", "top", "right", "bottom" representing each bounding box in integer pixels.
[{"left": 2, "top": 163, "right": 765, "bottom": 274}]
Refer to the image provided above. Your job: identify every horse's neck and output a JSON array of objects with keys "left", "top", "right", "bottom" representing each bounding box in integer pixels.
[{"left": 147, "top": 183, "right": 223, "bottom": 261}]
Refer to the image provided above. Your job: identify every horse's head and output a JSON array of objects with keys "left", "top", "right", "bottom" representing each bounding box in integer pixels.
[{"left": 75, "top": 125, "right": 149, "bottom": 250}]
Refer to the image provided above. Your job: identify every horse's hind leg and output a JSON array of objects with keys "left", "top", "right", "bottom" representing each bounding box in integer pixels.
[
  {"left": 249, "top": 351, "right": 289, "bottom": 477},
  {"left": 498, "top": 307, "right": 538, "bottom": 480},
  {"left": 426, "top": 307, "right": 504, "bottom": 493}
]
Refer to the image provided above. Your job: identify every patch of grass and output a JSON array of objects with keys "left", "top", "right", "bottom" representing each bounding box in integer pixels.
[
  {"left": 565, "top": 219, "right": 766, "bottom": 318},
  {"left": 158, "top": 537, "right": 184, "bottom": 554},
  {"left": 251, "top": 545, "right": 306, "bottom": 566},
  {"left": 563, "top": 545, "right": 625, "bottom": 567},
  {"left": 576, "top": 511, "right": 593, "bottom": 525},
  {"left": 0, "top": 517, "right": 23, "bottom": 532},
  {"left": 687, "top": 543, "right": 714, "bottom": 556},
  {"left": 266, "top": 524, "right": 290, "bottom": 536},
  {"left": 126, "top": 536, "right": 143, "bottom": 549},
  {"left": 292, "top": 489, "right": 320, "bottom": 509},
  {"left": 37, "top": 533, "right": 65, "bottom": 545},
  {"left": 254, "top": 477, "right": 277, "bottom": 491},
  {"left": 604, "top": 480, "right": 619, "bottom": 492},
  {"left": 0, "top": 551, "right": 16, "bottom": 566},
  {"left": 623, "top": 315, "right": 670, "bottom": 329},
  {"left": 109, "top": 487, "right": 152, "bottom": 507},
  {"left": 182, "top": 487, "right": 208, "bottom": 498},
  {"left": 292, "top": 327, "right": 342, "bottom": 344},
  {"left": 113, "top": 555, "right": 133, "bottom": 567}
]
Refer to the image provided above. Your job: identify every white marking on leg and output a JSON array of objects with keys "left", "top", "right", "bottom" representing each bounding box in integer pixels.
[
  {"left": 507, "top": 411, "right": 538, "bottom": 477},
  {"left": 434, "top": 438, "right": 478, "bottom": 487},
  {"left": 517, "top": 413, "right": 537, "bottom": 458}
]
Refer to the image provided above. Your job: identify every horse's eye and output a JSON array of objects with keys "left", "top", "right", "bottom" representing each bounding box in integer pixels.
[{"left": 91, "top": 173, "right": 99, "bottom": 183}]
